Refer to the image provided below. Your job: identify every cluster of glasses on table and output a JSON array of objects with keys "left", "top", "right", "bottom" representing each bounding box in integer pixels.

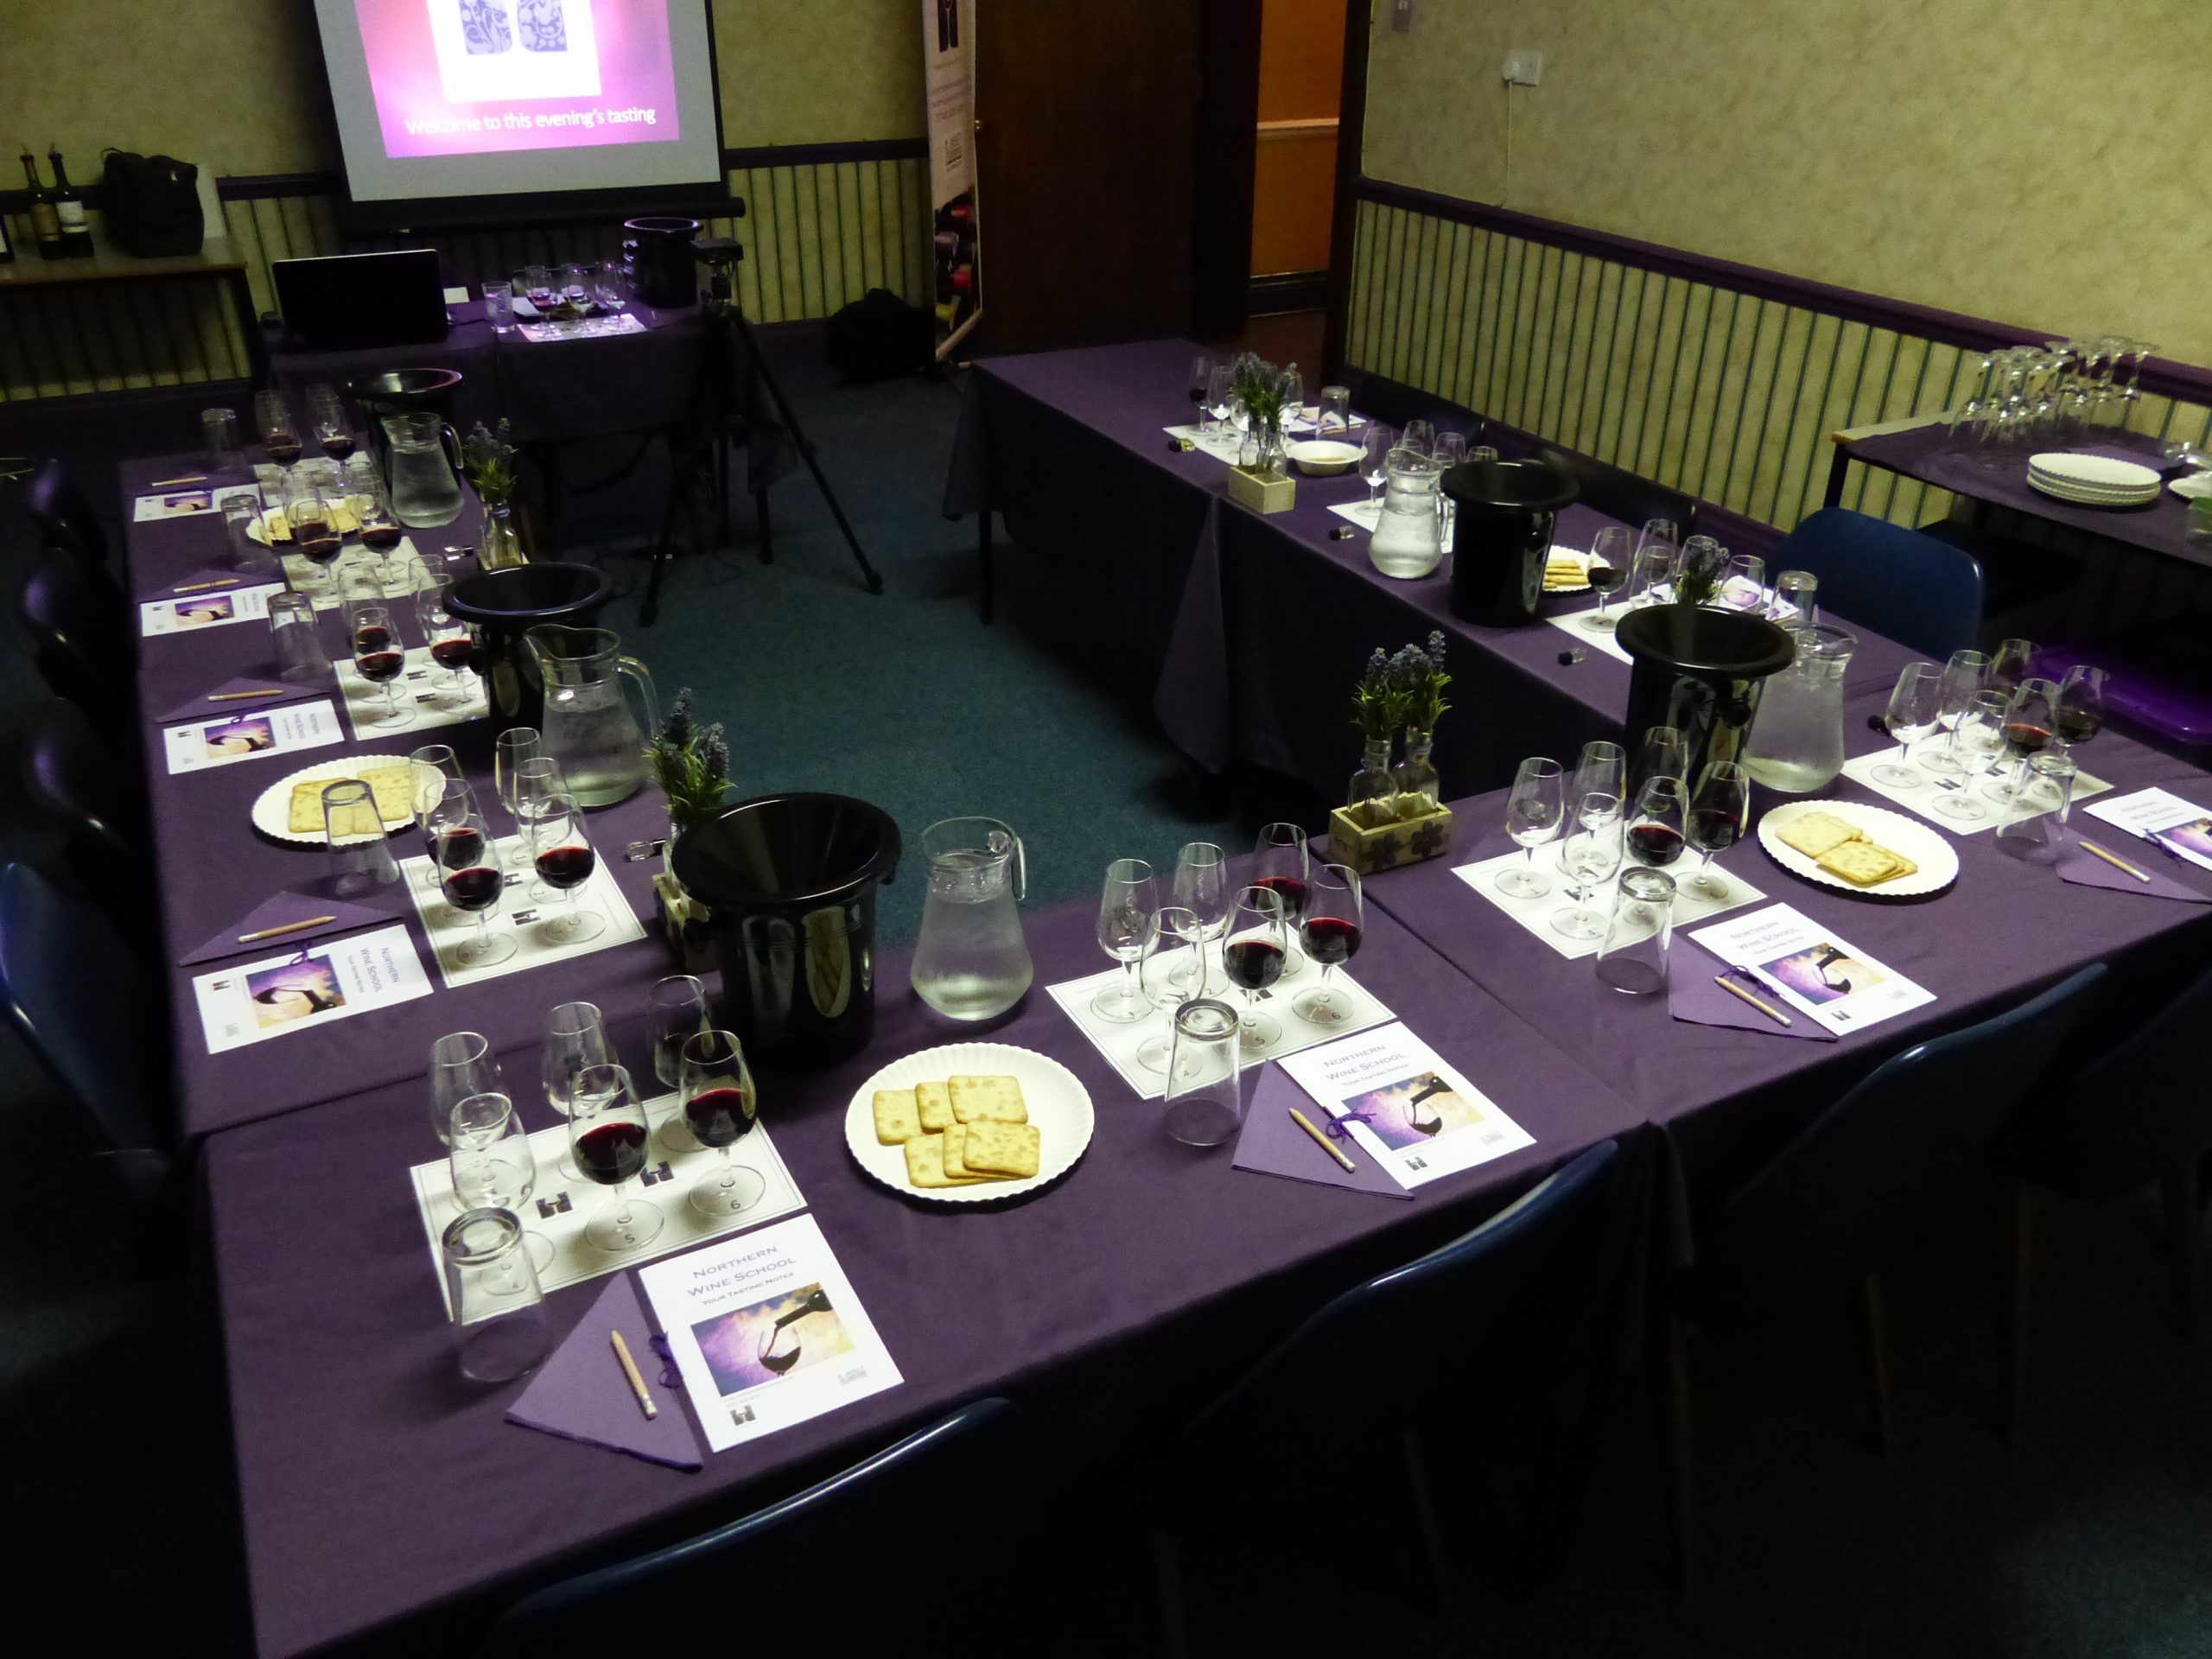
[
  {"left": 1947, "top": 337, "right": 2160, "bottom": 454},
  {"left": 493, "top": 262, "right": 634, "bottom": 328},
  {"left": 1093, "top": 826, "right": 1366, "bottom": 1071},
  {"left": 1185, "top": 354, "right": 1357, "bottom": 447},
  {"left": 1496, "top": 733, "right": 1752, "bottom": 991},
  {"left": 1872, "top": 639, "right": 2106, "bottom": 827},
  {"left": 1573, "top": 518, "right": 1818, "bottom": 633}
]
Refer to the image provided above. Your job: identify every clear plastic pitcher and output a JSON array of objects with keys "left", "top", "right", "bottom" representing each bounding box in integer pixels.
[
  {"left": 911, "top": 817, "right": 1033, "bottom": 1020},
  {"left": 382, "top": 410, "right": 466, "bottom": 528},
  {"left": 523, "top": 625, "right": 659, "bottom": 807},
  {"left": 1743, "top": 623, "right": 1858, "bottom": 793},
  {"left": 1370, "top": 449, "right": 1445, "bottom": 579}
]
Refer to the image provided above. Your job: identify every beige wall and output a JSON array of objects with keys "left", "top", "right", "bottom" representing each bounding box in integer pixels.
[
  {"left": 0, "top": 0, "right": 923, "bottom": 178},
  {"left": 1363, "top": 0, "right": 2212, "bottom": 366}
]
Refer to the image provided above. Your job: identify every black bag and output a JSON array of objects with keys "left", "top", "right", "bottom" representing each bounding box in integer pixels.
[
  {"left": 99, "top": 152, "right": 203, "bottom": 257},
  {"left": 825, "top": 288, "right": 933, "bottom": 382}
]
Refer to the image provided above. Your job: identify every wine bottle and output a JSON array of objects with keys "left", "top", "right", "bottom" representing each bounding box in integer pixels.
[
  {"left": 20, "top": 149, "right": 63, "bottom": 260},
  {"left": 47, "top": 147, "right": 92, "bottom": 257}
]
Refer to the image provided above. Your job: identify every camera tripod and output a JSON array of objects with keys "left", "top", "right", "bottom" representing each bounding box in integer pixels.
[{"left": 641, "top": 237, "right": 883, "bottom": 626}]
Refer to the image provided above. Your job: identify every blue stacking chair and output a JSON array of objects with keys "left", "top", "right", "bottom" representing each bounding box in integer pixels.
[
  {"left": 17, "top": 550, "right": 135, "bottom": 739},
  {"left": 21, "top": 700, "right": 154, "bottom": 943},
  {"left": 1663, "top": 964, "right": 2106, "bottom": 1593},
  {"left": 1152, "top": 1140, "right": 1626, "bottom": 1653},
  {"left": 0, "top": 863, "right": 172, "bottom": 1204},
  {"left": 487, "top": 1397, "right": 1014, "bottom": 1656},
  {"left": 1995, "top": 962, "right": 2212, "bottom": 1431},
  {"left": 1769, "top": 507, "right": 1985, "bottom": 659},
  {"left": 25, "top": 456, "right": 111, "bottom": 570}
]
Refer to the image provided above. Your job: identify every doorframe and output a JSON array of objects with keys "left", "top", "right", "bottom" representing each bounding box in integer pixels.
[
  {"left": 1320, "top": 0, "right": 1371, "bottom": 380},
  {"left": 1191, "top": 0, "right": 1264, "bottom": 342}
]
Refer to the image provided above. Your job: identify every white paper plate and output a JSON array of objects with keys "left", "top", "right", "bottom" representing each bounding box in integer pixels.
[
  {"left": 1755, "top": 798, "right": 1959, "bottom": 899},
  {"left": 2027, "top": 451, "right": 2162, "bottom": 490},
  {"left": 2168, "top": 470, "right": 2212, "bottom": 500},
  {"left": 251, "top": 754, "right": 423, "bottom": 846},
  {"left": 2026, "top": 475, "right": 2158, "bottom": 508},
  {"left": 843, "top": 1041, "right": 1095, "bottom": 1205},
  {"left": 1543, "top": 547, "right": 1592, "bottom": 595}
]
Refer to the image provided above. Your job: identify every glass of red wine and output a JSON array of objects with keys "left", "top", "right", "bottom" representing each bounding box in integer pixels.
[
  {"left": 288, "top": 480, "right": 345, "bottom": 594},
  {"left": 1583, "top": 525, "right": 1635, "bottom": 631},
  {"left": 1221, "top": 885, "right": 1288, "bottom": 1053},
  {"left": 525, "top": 790, "right": 606, "bottom": 944},
  {"left": 349, "top": 602, "right": 413, "bottom": 729},
  {"left": 357, "top": 477, "right": 403, "bottom": 563},
  {"left": 566, "top": 1062, "right": 664, "bottom": 1253},
  {"left": 254, "top": 390, "right": 302, "bottom": 472},
  {"left": 313, "top": 404, "right": 354, "bottom": 461},
  {"left": 1292, "top": 863, "right": 1363, "bottom": 1026},
  {"left": 419, "top": 777, "right": 485, "bottom": 912},
  {"left": 415, "top": 582, "right": 477, "bottom": 708},
  {"left": 678, "top": 1028, "right": 766, "bottom": 1217},
  {"left": 1986, "top": 677, "right": 2059, "bottom": 806},
  {"left": 1250, "top": 823, "right": 1310, "bottom": 975},
  {"left": 1684, "top": 760, "right": 1751, "bottom": 899},
  {"left": 437, "top": 798, "right": 517, "bottom": 969},
  {"left": 2053, "top": 664, "right": 2108, "bottom": 756},
  {"left": 1624, "top": 775, "right": 1688, "bottom": 920}
]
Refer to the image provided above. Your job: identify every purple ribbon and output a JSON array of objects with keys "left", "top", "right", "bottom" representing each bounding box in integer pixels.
[
  {"left": 1322, "top": 1106, "right": 1376, "bottom": 1143},
  {"left": 647, "top": 1333, "right": 683, "bottom": 1392}
]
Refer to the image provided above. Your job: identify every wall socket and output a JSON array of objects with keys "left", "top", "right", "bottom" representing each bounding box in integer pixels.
[{"left": 1503, "top": 48, "right": 1544, "bottom": 86}]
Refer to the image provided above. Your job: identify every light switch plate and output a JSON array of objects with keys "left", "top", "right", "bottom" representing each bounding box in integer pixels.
[
  {"left": 1392, "top": 0, "right": 1414, "bottom": 34},
  {"left": 1503, "top": 48, "right": 1544, "bottom": 86}
]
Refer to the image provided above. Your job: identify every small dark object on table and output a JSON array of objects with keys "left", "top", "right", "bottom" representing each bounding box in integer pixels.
[
  {"left": 1168, "top": 437, "right": 1194, "bottom": 453},
  {"left": 1330, "top": 525, "right": 1356, "bottom": 540},
  {"left": 1559, "top": 648, "right": 1586, "bottom": 665}
]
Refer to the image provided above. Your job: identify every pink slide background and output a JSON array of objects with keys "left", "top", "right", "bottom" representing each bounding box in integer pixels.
[{"left": 358, "top": 0, "right": 680, "bottom": 159}]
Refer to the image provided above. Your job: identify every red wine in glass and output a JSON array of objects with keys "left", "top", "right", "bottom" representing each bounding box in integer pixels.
[
  {"left": 574, "top": 1120, "right": 649, "bottom": 1185},
  {"left": 1626, "top": 823, "right": 1685, "bottom": 866},
  {"left": 265, "top": 436, "right": 302, "bottom": 465},
  {"left": 360, "top": 523, "right": 402, "bottom": 552},
  {"left": 2053, "top": 709, "right": 2101, "bottom": 745},
  {"left": 683, "top": 1084, "right": 756, "bottom": 1147},
  {"left": 435, "top": 824, "right": 485, "bottom": 869},
  {"left": 2003, "top": 721, "right": 2052, "bottom": 759},
  {"left": 321, "top": 433, "right": 355, "bottom": 461},
  {"left": 353, "top": 623, "right": 391, "bottom": 651},
  {"left": 1223, "top": 938, "right": 1286, "bottom": 990},
  {"left": 429, "top": 638, "right": 476, "bottom": 671},
  {"left": 1251, "top": 874, "right": 1306, "bottom": 918},
  {"left": 1686, "top": 808, "right": 1741, "bottom": 852},
  {"left": 355, "top": 648, "right": 406, "bottom": 684},
  {"left": 535, "top": 845, "right": 596, "bottom": 890},
  {"left": 442, "top": 865, "right": 503, "bottom": 912},
  {"left": 299, "top": 529, "right": 343, "bottom": 567},
  {"left": 1302, "top": 916, "right": 1362, "bottom": 966}
]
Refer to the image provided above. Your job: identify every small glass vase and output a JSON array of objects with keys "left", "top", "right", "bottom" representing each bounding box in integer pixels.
[
  {"left": 1347, "top": 736, "right": 1396, "bottom": 825},
  {"left": 479, "top": 500, "right": 525, "bottom": 570},
  {"left": 1392, "top": 728, "right": 1440, "bottom": 821}
]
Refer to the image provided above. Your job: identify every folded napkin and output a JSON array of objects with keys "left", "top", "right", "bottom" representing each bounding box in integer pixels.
[
  {"left": 1232, "top": 1065, "right": 1410, "bottom": 1198},
  {"left": 507, "top": 1273, "right": 703, "bottom": 1471},
  {"left": 2055, "top": 829, "right": 2212, "bottom": 903},
  {"left": 155, "top": 674, "right": 326, "bottom": 727},
  {"left": 1669, "top": 942, "right": 1835, "bottom": 1041},
  {"left": 176, "top": 890, "right": 400, "bottom": 965}
]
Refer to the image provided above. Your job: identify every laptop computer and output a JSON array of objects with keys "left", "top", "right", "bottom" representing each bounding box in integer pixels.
[{"left": 272, "top": 249, "right": 450, "bottom": 352}]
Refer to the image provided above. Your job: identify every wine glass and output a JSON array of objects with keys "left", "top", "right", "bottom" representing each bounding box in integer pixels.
[
  {"left": 1684, "top": 760, "right": 1751, "bottom": 899},
  {"left": 1187, "top": 354, "right": 1213, "bottom": 415},
  {"left": 1358, "top": 422, "right": 1395, "bottom": 510},
  {"left": 310, "top": 385, "right": 355, "bottom": 462},
  {"left": 1987, "top": 637, "right": 2037, "bottom": 699},
  {"left": 1135, "top": 905, "right": 1206, "bottom": 1076},
  {"left": 1723, "top": 552, "right": 1766, "bottom": 611},
  {"left": 1631, "top": 725, "right": 1689, "bottom": 794},
  {"left": 1170, "top": 842, "right": 1229, "bottom": 991},
  {"left": 512, "top": 755, "right": 572, "bottom": 900},
  {"left": 1626, "top": 543, "right": 1675, "bottom": 609},
  {"left": 1872, "top": 661, "right": 1942, "bottom": 787},
  {"left": 437, "top": 799, "right": 515, "bottom": 969},
  {"left": 419, "top": 779, "right": 486, "bottom": 918},
  {"left": 1933, "top": 690, "right": 2007, "bottom": 823},
  {"left": 448, "top": 1090, "right": 536, "bottom": 1211},
  {"left": 1433, "top": 430, "right": 1468, "bottom": 472},
  {"left": 494, "top": 728, "right": 542, "bottom": 823},
  {"left": 428, "top": 1030, "right": 501, "bottom": 1146},
  {"left": 1251, "top": 822, "right": 1310, "bottom": 974},
  {"left": 1552, "top": 796, "right": 1623, "bottom": 939},
  {"left": 1986, "top": 678, "right": 2059, "bottom": 805},
  {"left": 1583, "top": 525, "right": 1635, "bottom": 629},
  {"left": 525, "top": 790, "right": 606, "bottom": 945},
  {"left": 1205, "top": 364, "right": 1236, "bottom": 441},
  {"left": 2054, "top": 664, "right": 2109, "bottom": 757},
  {"left": 289, "top": 480, "right": 344, "bottom": 594},
  {"left": 1402, "top": 418, "right": 1434, "bottom": 457},
  {"left": 1221, "top": 884, "right": 1288, "bottom": 1053},
  {"left": 1293, "top": 863, "right": 1363, "bottom": 1026},
  {"left": 1638, "top": 518, "right": 1681, "bottom": 558},
  {"left": 679, "top": 1028, "right": 766, "bottom": 1218},
  {"left": 348, "top": 602, "right": 412, "bottom": 729},
  {"left": 1624, "top": 776, "right": 1688, "bottom": 919},
  {"left": 567, "top": 1063, "right": 663, "bottom": 1253},
  {"left": 254, "top": 390, "right": 302, "bottom": 471},
  {"left": 357, "top": 475, "right": 402, "bottom": 561},
  {"left": 1920, "top": 649, "right": 1987, "bottom": 779},
  {"left": 1497, "top": 757, "right": 1564, "bottom": 898},
  {"left": 1570, "top": 740, "right": 1626, "bottom": 818},
  {"left": 1091, "top": 857, "right": 1160, "bottom": 1023},
  {"left": 648, "top": 976, "right": 711, "bottom": 1089},
  {"left": 416, "top": 582, "right": 475, "bottom": 707}
]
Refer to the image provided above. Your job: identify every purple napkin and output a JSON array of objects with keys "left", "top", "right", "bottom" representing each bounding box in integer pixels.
[
  {"left": 2055, "top": 829, "right": 2212, "bottom": 903},
  {"left": 155, "top": 674, "right": 326, "bottom": 727},
  {"left": 1669, "top": 940, "right": 1835, "bottom": 1041},
  {"left": 507, "top": 1274, "right": 703, "bottom": 1471},
  {"left": 176, "top": 890, "right": 400, "bottom": 965},
  {"left": 1232, "top": 1064, "right": 1411, "bottom": 1198}
]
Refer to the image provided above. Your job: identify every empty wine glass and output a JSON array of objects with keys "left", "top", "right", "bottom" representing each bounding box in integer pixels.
[
  {"left": 1170, "top": 842, "right": 1229, "bottom": 991},
  {"left": 1251, "top": 822, "right": 1311, "bottom": 974},
  {"left": 1220, "top": 885, "right": 1288, "bottom": 1053},
  {"left": 1632, "top": 724, "right": 1690, "bottom": 794},
  {"left": 1722, "top": 552, "right": 1766, "bottom": 611},
  {"left": 494, "top": 728, "right": 542, "bottom": 823},
  {"left": 525, "top": 790, "right": 606, "bottom": 945},
  {"left": 648, "top": 975, "right": 711, "bottom": 1089},
  {"left": 1092, "top": 857, "right": 1160, "bottom": 1023},
  {"left": 1920, "top": 649, "right": 1987, "bottom": 779},
  {"left": 1293, "top": 864, "right": 1363, "bottom": 1025},
  {"left": 1986, "top": 637, "right": 2036, "bottom": 699},
  {"left": 428, "top": 1030, "right": 502, "bottom": 1146},
  {"left": 1358, "top": 423, "right": 1395, "bottom": 509},
  {"left": 1570, "top": 740, "right": 1626, "bottom": 817},
  {"left": 1584, "top": 525, "right": 1635, "bottom": 629},
  {"left": 1684, "top": 760, "right": 1751, "bottom": 899},
  {"left": 1402, "top": 418, "right": 1435, "bottom": 457},
  {"left": 567, "top": 1063, "right": 663, "bottom": 1253},
  {"left": 1873, "top": 661, "right": 1942, "bottom": 787},
  {"left": 679, "top": 1029, "right": 765, "bottom": 1217},
  {"left": 544, "top": 1001, "right": 611, "bottom": 1120},
  {"left": 1135, "top": 905, "right": 1206, "bottom": 1076},
  {"left": 1206, "top": 363, "right": 1236, "bottom": 441},
  {"left": 1552, "top": 796, "right": 1623, "bottom": 939},
  {"left": 448, "top": 1091, "right": 536, "bottom": 1211},
  {"left": 1933, "top": 690, "right": 2007, "bottom": 823},
  {"left": 1497, "top": 757, "right": 1565, "bottom": 898},
  {"left": 437, "top": 797, "right": 516, "bottom": 969},
  {"left": 1626, "top": 543, "right": 1675, "bottom": 609}
]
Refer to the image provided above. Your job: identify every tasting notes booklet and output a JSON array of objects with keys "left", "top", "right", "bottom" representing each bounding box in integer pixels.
[
  {"left": 639, "top": 1215, "right": 901, "bottom": 1454},
  {"left": 1689, "top": 905, "right": 1932, "bottom": 1037},
  {"left": 191, "top": 924, "right": 433, "bottom": 1053},
  {"left": 2086, "top": 788, "right": 2212, "bottom": 872},
  {"left": 1278, "top": 1025, "right": 1533, "bottom": 1190}
]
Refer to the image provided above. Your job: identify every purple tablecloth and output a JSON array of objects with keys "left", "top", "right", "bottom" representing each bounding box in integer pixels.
[
  {"left": 207, "top": 885, "right": 1645, "bottom": 1657},
  {"left": 950, "top": 339, "right": 1920, "bottom": 798},
  {"left": 122, "top": 455, "right": 678, "bottom": 1139}
]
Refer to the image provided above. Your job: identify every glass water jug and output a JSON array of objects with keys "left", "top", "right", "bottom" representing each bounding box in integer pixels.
[
  {"left": 383, "top": 410, "right": 466, "bottom": 528},
  {"left": 1743, "top": 623, "right": 1858, "bottom": 793},
  {"left": 1370, "top": 450, "right": 1445, "bottom": 579},
  {"left": 911, "top": 817, "right": 1033, "bottom": 1020},
  {"left": 523, "top": 625, "right": 659, "bottom": 807}
]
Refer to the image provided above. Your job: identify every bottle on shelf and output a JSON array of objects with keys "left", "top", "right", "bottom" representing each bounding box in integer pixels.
[
  {"left": 47, "top": 147, "right": 93, "bottom": 257},
  {"left": 19, "top": 149, "right": 63, "bottom": 260}
]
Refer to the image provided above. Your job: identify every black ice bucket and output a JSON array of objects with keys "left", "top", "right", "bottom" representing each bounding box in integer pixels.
[
  {"left": 672, "top": 794, "right": 903, "bottom": 1067},
  {"left": 444, "top": 562, "right": 613, "bottom": 726},
  {"left": 621, "top": 216, "right": 703, "bottom": 308},
  {"left": 1616, "top": 603, "right": 1797, "bottom": 789},
  {"left": 1442, "top": 458, "right": 1580, "bottom": 626}
]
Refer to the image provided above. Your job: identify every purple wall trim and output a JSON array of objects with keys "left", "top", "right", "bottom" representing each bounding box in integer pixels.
[{"left": 1355, "top": 175, "right": 2212, "bottom": 410}]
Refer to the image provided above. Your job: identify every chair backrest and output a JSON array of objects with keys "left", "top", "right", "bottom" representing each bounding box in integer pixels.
[
  {"left": 1536, "top": 442, "right": 1698, "bottom": 539},
  {"left": 1998, "top": 959, "right": 2212, "bottom": 1198},
  {"left": 487, "top": 1397, "right": 1014, "bottom": 1656},
  {"left": 16, "top": 550, "right": 130, "bottom": 719},
  {"left": 1177, "top": 1140, "right": 1624, "bottom": 1459},
  {"left": 26, "top": 457, "right": 109, "bottom": 567},
  {"left": 0, "top": 863, "right": 168, "bottom": 1163},
  {"left": 1687, "top": 965, "right": 2106, "bottom": 1322},
  {"left": 1770, "top": 507, "right": 1984, "bottom": 659},
  {"left": 22, "top": 698, "right": 136, "bottom": 861}
]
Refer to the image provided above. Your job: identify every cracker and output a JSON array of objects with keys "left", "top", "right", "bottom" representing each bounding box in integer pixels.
[
  {"left": 292, "top": 778, "right": 370, "bottom": 836},
  {"left": 902, "top": 1133, "right": 985, "bottom": 1188},
  {"left": 940, "top": 1122, "right": 1013, "bottom": 1181},
  {"left": 1777, "top": 810, "right": 1865, "bottom": 860},
  {"left": 915, "top": 1080, "right": 956, "bottom": 1133},
  {"left": 872, "top": 1089, "right": 921, "bottom": 1146},
  {"left": 1817, "top": 840, "right": 1916, "bottom": 887},
  {"left": 357, "top": 766, "right": 418, "bottom": 821},
  {"left": 961, "top": 1119, "right": 1041, "bottom": 1179},
  {"left": 948, "top": 1075, "right": 1027, "bottom": 1125}
]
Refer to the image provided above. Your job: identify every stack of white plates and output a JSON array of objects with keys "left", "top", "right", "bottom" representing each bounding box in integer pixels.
[{"left": 2026, "top": 451, "right": 2162, "bottom": 507}]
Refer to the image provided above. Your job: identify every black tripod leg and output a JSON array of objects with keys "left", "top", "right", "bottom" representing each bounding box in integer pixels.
[
  {"left": 641, "top": 432, "right": 690, "bottom": 628},
  {"left": 754, "top": 487, "right": 773, "bottom": 564},
  {"left": 731, "top": 310, "right": 884, "bottom": 595},
  {"left": 977, "top": 510, "right": 994, "bottom": 624}
]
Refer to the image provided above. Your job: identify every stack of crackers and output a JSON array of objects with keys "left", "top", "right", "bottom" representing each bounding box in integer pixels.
[
  {"left": 1777, "top": 810, "right": 1919, "bottom": 887},
  {"left": 289, "top": 764, "right": 416, "bottom": 836},
  {"left": 1543, "top": 550, "right": 1590, "bottom": 592},
  {"left": 874, "top": 1075, "right": 1042, "bottom": 1190}
]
